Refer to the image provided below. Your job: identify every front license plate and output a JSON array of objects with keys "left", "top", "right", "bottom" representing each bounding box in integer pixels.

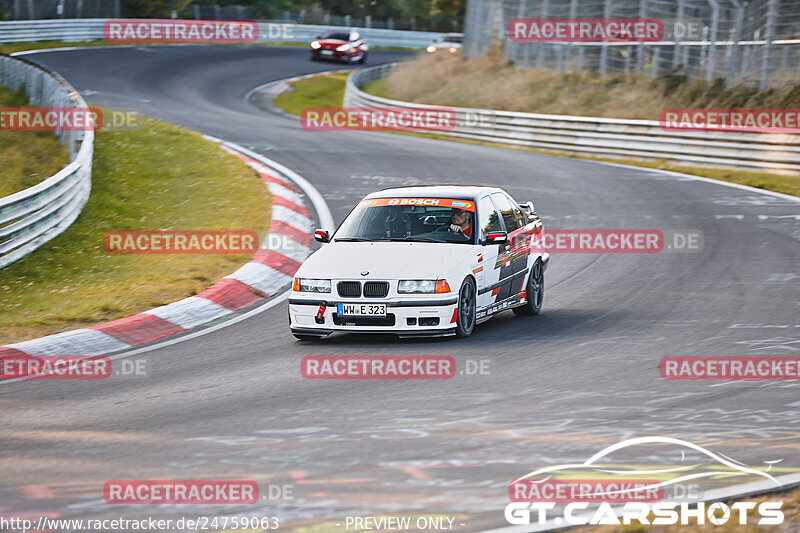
[
  {"left": 321, "top": 50, "right": 334, "bottom": 55},
  {"left": 337, "top": 303, "right": 387, "bottom": 317}
]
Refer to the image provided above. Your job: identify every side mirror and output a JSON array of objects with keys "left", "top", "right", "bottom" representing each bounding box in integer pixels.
[
  {"left": 314, "top": 229, "right": 330, "bottom": 243},
  {"left": 484, "top": 231, "right": 508, "bottom": 245},
  {"left": 519, "top": 201, "right": 535, "bottom": 215}
]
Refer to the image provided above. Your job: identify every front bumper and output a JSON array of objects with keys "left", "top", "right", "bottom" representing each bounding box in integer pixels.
[
  {"left": 311, "top": 49, "right": 355, "bottom": 62},
  {"left": 289, "top": 296, "right": 458, "bottom": 337}
]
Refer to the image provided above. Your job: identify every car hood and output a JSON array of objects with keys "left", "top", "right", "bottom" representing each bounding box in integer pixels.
[
  {"left": 297, "top": 241, "right": 473, "bottom": 280},
  {"left": 318, "top": 39, "right": 347, "bottom": 48}
]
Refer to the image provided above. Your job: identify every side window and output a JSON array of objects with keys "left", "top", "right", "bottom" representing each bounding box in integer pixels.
[
  {"left": 478, "top": 196, "right": 502, "bottom": 240},
  {"left": 512, "top": 201, "right": 526, "bottom": 227},
  {"left": 491, "top": 193, "right": 521, "bottom": 232}
]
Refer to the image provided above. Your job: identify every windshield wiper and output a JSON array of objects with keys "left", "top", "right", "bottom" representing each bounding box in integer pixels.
[
  {"left": 381, "top": 237, "right": 449, "bottom": 243},
  {"left": 334, "top": 237, "right": 375, "bottom": 242}
]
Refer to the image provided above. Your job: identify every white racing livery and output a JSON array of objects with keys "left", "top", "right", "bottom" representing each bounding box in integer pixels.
[{"left": 289, "top": 186, "right": 549, "bottom": 339}]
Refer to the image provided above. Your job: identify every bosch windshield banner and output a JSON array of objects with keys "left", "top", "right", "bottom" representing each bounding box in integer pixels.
[
  {"left": 301, "top": 107, "right": 457, "bottom": 131},
  {"left": 356, "top": 198, "right": 475, "bottom": 210},
  {"left": 103, "top": 19, "right": 258, "bottom": 43},
  {"left": 509, "top": 18, "right": 664, "bottom": 42}
]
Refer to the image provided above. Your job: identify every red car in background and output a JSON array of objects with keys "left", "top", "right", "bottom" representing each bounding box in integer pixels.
[{"left": 310, "top": 30, "right": 368, "bottom": 64}]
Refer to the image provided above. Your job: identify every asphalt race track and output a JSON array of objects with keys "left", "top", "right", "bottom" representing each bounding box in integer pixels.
[{"left": 3, "top": 44, "right": 800, "bottom": 530}]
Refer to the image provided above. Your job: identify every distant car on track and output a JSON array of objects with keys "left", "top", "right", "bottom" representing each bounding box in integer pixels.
[
  {"left": 289, "top": 186, "right": 548, "bottom": 340},
  {"left": 426, "top": 33, "right": 463, "bottom": 54},
  {"left": 310, "top": 30, "right": 368, "bottom": 63}
]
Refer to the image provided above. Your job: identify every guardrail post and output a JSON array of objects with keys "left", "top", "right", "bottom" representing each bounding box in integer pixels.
[{"left": 760, "top": 0, "right": 779, "bottom": 90}]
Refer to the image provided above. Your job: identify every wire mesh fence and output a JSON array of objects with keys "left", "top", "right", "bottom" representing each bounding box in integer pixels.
[{"left": 464, "top": 0, "right": 800, "bottom": 88}]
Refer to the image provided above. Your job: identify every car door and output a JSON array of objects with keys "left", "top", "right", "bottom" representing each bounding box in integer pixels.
[
  {"left": 475, "top": 195, "right": 504, "bottom": 318},
  {"left": 488, "top": 193, "right": 529, "bottom": 305}
]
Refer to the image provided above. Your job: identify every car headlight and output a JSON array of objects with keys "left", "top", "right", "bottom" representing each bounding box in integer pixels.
[
  {"left": 336, "top": 43, "right": 351, "bottom": 51},
  {"left": 449, "top": 47, "right": 457, "bottom": 53},
  {"left": 293, "top": 278, "right": 331, "bottom": 293},
  {"left": 311, "top": 40, "right": 321, "bottom": 49},
  {"left": 398, "top": 280, "right": 451, "bottom": 294},
  {"left": 426, "top": 45, "right": 437, "bottom": 53}
]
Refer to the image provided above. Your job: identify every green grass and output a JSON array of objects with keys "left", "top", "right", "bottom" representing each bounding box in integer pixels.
[
  {"left": 0, "top": 40, "right": 417, "bottom": 56},
  {"left": 0, "top": 40, "right": 127, "bottom": 55},
  {"left": 0, "top": 109, "right": 272, "bottom": 344},
  {"left": 0, "top": 86, "right": 69, "bottom": 197},
  {"left": 273, "top": 70, "right": 350, "bottom": 115}
]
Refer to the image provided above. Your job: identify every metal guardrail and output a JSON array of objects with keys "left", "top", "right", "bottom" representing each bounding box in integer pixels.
[
  {"left": 345, "top": 63, "right": 800, "bottom": 175},
  {"left": 0, "top": 53, "right": 93, "bottom": 269},
  {"left": 0, "top": 19, "right": 442, "bottom": 48}
]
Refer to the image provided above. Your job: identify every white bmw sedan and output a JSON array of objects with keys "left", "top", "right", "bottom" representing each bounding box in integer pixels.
[{"left": 289, "top": 186, "right": 549, "bottom": 340}]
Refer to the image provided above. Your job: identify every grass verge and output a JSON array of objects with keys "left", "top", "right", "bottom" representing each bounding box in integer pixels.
[
  {"left": 368, "top": 51, "right": 800, "bottom": 119},
  {"left": 0, "top": 40, "right": 416, "bottom": 56},
  {"left": 0, "top": 109, "right": 271, "bottom": 345},
  {"left": 273, "top": 70, "right": 350, "bottom": 115},
  {"left": 0, "top": 86, "right": 69, "bottom": 197},
  {"left": 273, "top": 68, "right": 798, "bottom": 197}
]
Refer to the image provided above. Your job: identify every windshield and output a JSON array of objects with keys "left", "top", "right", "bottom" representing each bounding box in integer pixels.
[
  {"left": 321, "top": 32, "right": 350, "bottom": 41},
  {"left": 439, "top": 34, "right": 463, "bottom": 43},
  {"left": 334, "top": 197, "right": 476, "bottom": 244}
]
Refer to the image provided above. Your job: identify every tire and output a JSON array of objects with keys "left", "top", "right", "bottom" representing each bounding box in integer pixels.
[
  {"left": 359, "top": 53, "right": 368, "bottom": 64},
  {"left": 309, "top": 55, "right": 318, "bottom": 61},
  {"left": 455, "top": 277, "right": 477, "bottom": 338},
  {"left": 514, "top": 258, "right": 544, "bottom": 316}
]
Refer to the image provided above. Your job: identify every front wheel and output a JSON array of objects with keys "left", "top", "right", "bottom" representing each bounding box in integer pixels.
[
  {"left": 455, "top": 277, "right": 477, "bottom": 337},
  {"left": 359, "top": 52, "right": 368, "bottom": 64},
  {"left": 513, "top": 258, "right": 544, "bottom": 316}
]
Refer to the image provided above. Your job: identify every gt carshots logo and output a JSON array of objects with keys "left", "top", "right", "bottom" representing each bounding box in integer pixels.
[{"left": 505, "top": 437, "right": 786, "bottom": 527}]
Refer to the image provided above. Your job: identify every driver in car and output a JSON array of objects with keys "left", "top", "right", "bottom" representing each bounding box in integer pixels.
[{"left": 447, "top": 208, "right": 472, "bottom": 238}]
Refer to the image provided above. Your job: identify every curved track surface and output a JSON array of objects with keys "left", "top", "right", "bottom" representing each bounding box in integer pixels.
[{"left": 3, "top": 45, "right": 800, "bottom": 530}]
